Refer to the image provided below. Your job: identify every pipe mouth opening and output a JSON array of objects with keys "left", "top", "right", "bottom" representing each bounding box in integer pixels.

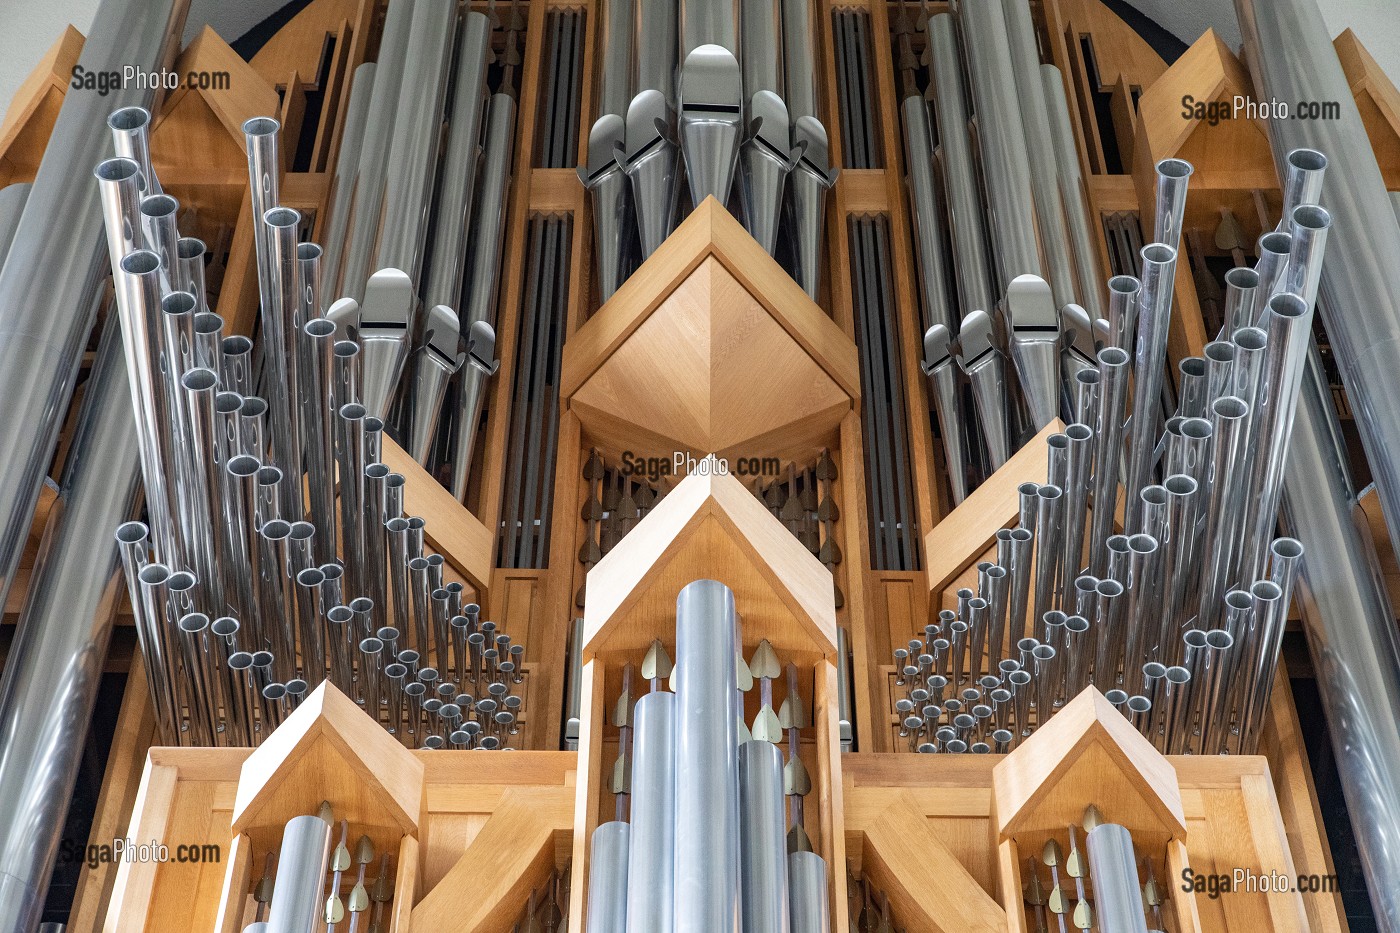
[
  {"left": 1143, "top": 662, "right": 1168, "bottom": 678},
  {"left": 289, "top": 521, "right": 315, "bottom": 540},
  {"left": 1269, "top": 292, "right": 1309, "bottom": 320},
  {"left": 1204, "top": 341, "right": 1237, "bottom": 363},
  {"left": 1141, "top": 486, "right": 1168, "bottom": 505},
  {"left": 305, "top": 318, "right": 336, "bottom": 338},
  {"left": 255, "top": 466, "right": 283, "bottom": 486},
  {"left": 327, "top": 606, "right": 353, "bottom": 624},
  {"left": 211, "top": 617, "right": 239, "bottom": 637},
  {"left": 1273, "top": 538, "right": 1304, "bottom": 560},
  {"left": 1066, "top": 423, "right": 1093, "bottom": 440},
  {"left": 1032, "top": 644, "right": 1056, "bottom": 661},
  {"left": 1075, "top": 575, "right": 1099, "bottom": 591},
  {"left": 1099, "top": 346, "right": 1130, "bottom": 367},
  {"left": 1075, "top": 368, "right": 1101, "bottom": 385},
  {"left": 404, "top": 681, "right": 426, "bottom": 697},
  {"left": 178, "top": 612, "right": 210, "bottom": 633},
  {"left": 108, "top": 106, "right": 152, "bottom": 131},
  {"left": 1164, "top": 474, "right": 1199, "bottom": 496},
  {"left": 1009, "top": 671, "right": 1032, "bottom": 686},
  {"left": 333, "top": 340, "right": 360, "bottom": 358},
  {"left": 227, "top": 455, "right": 260, "bottom": 477},
  {"left": 1043, "top": 610, "right": 1067, "bottom": 625},
  {"left": 350, "top": 597, "right": 374, "bottom": 612},
  {"left": 194, "top": 313, "right": 223, "bottom": 335},
  {"left": 138, "top": 563, "right": 170, "bottom": 585},
  {"left": 1127, "top": 696, "right": 1152, "bottom": 713},
  {"left": 140, "top": 194, "right": 178, "bottom": 218},
  {"left": 95, "top": 157, "right": 141, "bottom": 183},
  {"left": 167, "top": 571, "right": 196, "bottom": 592},
  {"left": 1252, "top": 580, "right": 1284, "bottom": 601},
  {"left": 1107, "top": 534, "right": 1130, "bottom": 551},
  {"left": 1226, "top": 590, "right": 1255, "bottom": 611},
  {"left": 385, "top": 663, "right": 408, "bottom": 679},
  {"left": 1181, "top": 417, "right": 1212, "bottom": 440},
  {"left": 1292, "top": 204, "right": 1332, "bottom": 231},
  {"left": 285, "top": 679, "right": 309, "bottom": 695},
  {"left": 1157, "top": 158, "right": 1194, "bottom": 179},
  {"left": 1183, "top": 629, "right": 1209, "bottom": 648},
  {"left": 177, "top": 237, "right": 207, "bottom": 259},
  {"left": 1142, "top": 243, "right": 1176, "bottom": 265},
  {"left": 251, "top": 650, "right": 274, "bottom": 665},
  {"left": 360, "top": 637, "right": 384, "bottom": 654},
  {"left": 228, "top": 651, "right": 254, "bottom": 669},
  {"left": 1066, "top": 616, "right": 1089, "bottom": 633},
  {"left": 386, "top": 473, "right": 406, "bottom": 489},
  {"left": 1011, "top": 528, "right": 1033, "bottom": 542},
  {"left": 264, "top": 206, "right": 300, "bottom": 228},
  {"left": 1108, "top": 275, "right": 1141, "bottom": 295},
  {"left": 223, "top": 335, "right": 254, "bottom": 354},
  {"left": 1166, "top": 665, "right": 1191, "bottom": 684},
  {"left": 1105, "top": 689, "right": 1129, "bottom": 705},
  {"left": 116, "top": 521, "right": 149, "bottom": 544},
  {"left": 120, "top": 250, "right": 161, "bottom": 276},
  {"left": 408, "top": 517, "right": 426, "bottom": 530},
  {"left": 242, "top": 116, "right": 280, "bottom": 137},
  {"left": 1259, "top": 231, "right": 1292, "bottom": 256},
  {"left": 386, "top": 517, "right": 410, "bottom": 533},
  {"left": 181, "top": 368, "right": 218, "bottom": 392},
  {"left": 1097, "top": 579, "right": 1124, "bottom": 597},
  {"left": 1179, "top": 357, "right": 1206, "bottom": 377},
  {"left": 365, "top": 463, "right": 390, "bottom": 480},
  {"left": 261, "top": 520, "right": 292, "bottom": 540},
  {"left": 162, "top": 291, "right": 196, "bottom": 316},
  {"left": 1225, "top": 267, "right": 1260, "bottom": 290},
  {"left": 296, "top": 242, "right": 323, "bottom": 261},
  {"left": 365, "top": 417, "right": 384, "bottom": 434},
  {"left": 1127, "top": 533, "right": 1158, "bottom": 553},
  {"left": 216, "top": 392, "right": 243, "bottom": 415},
  {"left": 1037, "top": 484, "right": 1063, "bottom": 500},
  {"left": 1018, "top": 482, "right": 1040, "bottom": 495},
  {"left": 262, "top": 683, "right": 287, "bottom": 700},
  {"left": 1232, "top": 326, "right": 1268, "bottom": 351},
  {"left": 1213, "top": 396, "right": 1249, "bottom": 420},
  {"left": 986, "top": 565, "right": 1007, "bottom": 579},
  {"left": 1288, "top": 148, "right": 1328, "bottom": 172},
  {"left": 297, "top": 568, "right": 325, "bottom": 586},
  {"left": 241, "top": 397, "right": 269, "bottom": 417},
  {"left": 339, "top": 403, "right": 367, "bottom": 421},
  {"left": 378, "top": 627, "right": 401, "bottom": 642},
  {"left": 1206, "top": 630, "right": 1234, "bottom": 649}
]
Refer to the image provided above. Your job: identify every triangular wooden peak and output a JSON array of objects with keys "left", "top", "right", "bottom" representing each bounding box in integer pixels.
[
  {"left": 151, "top": 27, "right": 281, "bottom": 185},
  {"left": 561, "top": 198, "right": 859, "bottom": 466},
  {"left": 993, "top": 687, "right": 1186, "bottom": 847},
  {"left": 924, "top": 420, "right": 1063, "bottom": 599},
  {"left": 1136, "top": 29, "right": 1273, "bottom": 185},
  {"left": 231, "top": 681, "right": 422, "bottom": 840},
  {"left": 0, "top": 25, "right": 84, "bottom": 183},
  {"left": 1336, "top": 30, "right": 1400, "bottom": 185},
  {"left": 582, "top": 465, "right": 838, "bottom": 662}
]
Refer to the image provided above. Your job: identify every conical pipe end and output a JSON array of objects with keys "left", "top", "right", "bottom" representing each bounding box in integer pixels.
[{"left": 679, "top": 45, "right": 744, "bottom": 208}]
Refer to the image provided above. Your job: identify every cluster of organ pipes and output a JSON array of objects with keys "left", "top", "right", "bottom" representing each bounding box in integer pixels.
[
  {"left": 586, "top": 581, "right": 831, "bottom": 933},
  {"left": 96, "top": 104, "right": 530, "bottom": 750},
  {"left": 898, "top": 141, "right": 1335, "bottom": 756},
  {"left": 320, "top": 0, "right": 518, "bottom": 497},
  {"left": 583, "top": 0, "right": 837, "bottom": 303}
]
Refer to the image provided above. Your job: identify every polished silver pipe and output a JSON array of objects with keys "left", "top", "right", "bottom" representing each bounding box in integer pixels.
[
  {"left": 239, "top": 396, "right": 268, "bottom": 460},
  {"left": 178, "top": 237, "right": 210, "bottom": 313},
  {"left": 1072, "top": 359, "right": 1102, "bottom": 429},
  {"left": 177, "top": 613, "right": 217, "bottom": 746},
  {"left": 1123, "top": 244, "right": 1178, "bottom": 528},
  {"left": 1195, "top": 396, "right": 1250, "bottom": 627},
  {"left": 363, "top": 465, "right": 391, "bottom": 641},
  {"left": 107, "top": 106, "right": 160, "bottom": 195},
  {"left": 675, "top": 580, "right": 740, "bottom": 932},
  {"left": 787, "top": 851, "right": 829, "bottom": 933},
  {"left": 0, "top": 315, "right": 143, "bottom": 930},
  {"left": 376, "top": 0, "right": 456, "bottom": 287},
  {"left": 181, "top": 366, "right": 226, "bottom": 613},
  {"left": 260, "top": 207, "right": 305, "bottom": 519},
  {"left": 337, "top": 404, "right": 368, "bottom": 595},
  {"left": 320, "top": 62, "right": 376, "bottom": 295},
  {"left": 1159, "top": 474, "right": 1200, "bottom": 646},
  {"left": 138, "top": 192, "right": 178, "bottom": 287},
  {"left": 1203, "top": 340, "right": 1237, "bottom": 406},
  {"left": 221, "top": 455, "right": 261, "bottom": 635},
  {"left": 1006, "top": 274, "right": 1062, "bottom": 431},
  {"left": 1121, "top": 534, "right": 1161, "bottom": 691},
  {"left": 1175, "top": 357, "right": 1207, "bottom": 419},
  {"left": 785, "top": 116, "right": 837, "bottom": 301},
  {"left": 1239, "top": 291, "right": 1318, "bottom": 581},
  {"left": 1277, "top": 149, "right": 1328, "bottom": 232},
  {"left": 255, "top": 465, "right": 283, "bottom": 527},
  {"left": 1001, "top": 0, "right": 1077, "bottom": 309},
  {"left": 740, "top": 0, "right": 791, "bottom": 255},
  {"left": 1041, "top": 64, "right": 1105, "bottom": 319},
  {"left": 1006, "top": 528, "right": 1034, "bottom": 647},
  {"left": 1194, "top": 629, "right": 1235, "bottom": 755},
  {"left": 0, "top": 0, "right": 187, "bottom": 623},
  {"left": 209, "top": 616, "right": 245, "bottom": 743},
  {"left": 738, "top": 740, "right": 790, "bottom": 933},
  {"left": 294, "top": 568, "right": 326, "bottom": 684},
  {"left": 1086, "top": 823, "right": 1149, "bottom": 933},
  {"left": 1092, "top": 577, "right": 1124, "bottom": 686},
  {"left": 1152, "top": 159, "right": 1193, "bottom": 252},
  {"left": 222, "top": 335, "right": 254, "bottom": 398},
  {"left": 359, "top": 637, "right": 385, "bottom": 721},
  {"left": 1060, "top": 423, "right": 1093, "bottom": 596},
  {"left": 301, "top": 318, "right": 338, "bottom": 563},
  {"left": 586, "top": 822, "right": 630, "bottom": 933},
  {"left": 955, "top": 310, "right": 1011, "bottom": 468},
  {"left": 927, "top": 14, "right": 994, "bottom": 318},
  {"left": 1276, "top": 348, "right": 1400, "bottom": 931},
  {"left": 922, "top": 325, "right": 971, "bottom": 505},
  {"left": 957, "top": 0, "right": 1042, "bottom": 287},
  {"left": 404, "top": 304, "right": 463, "bottom": 463},
  {"left": 903, "top": 97, "right": 956, "bottom": 332},
  {"left": 137, "top": 563, "right": 181, "bottom": 740},
  {"left": 678, "top": 42, "right": 744, "bottom": 210},
  {"left": 423, "top": 13, "right": 492, "bottom": 312},
  {"left": 265, "top": 814, "right": 332, "bottom": 933},
  {"left": 1031, "top": 484, "right": 1065, "bottom": 634},
  {"left": 1253, "top": 231, "right": 1292, "bottom": 300},
  {"left": 0, "top": 183, "right": 32, "bottom": 270},
  {"left": 1088, "top": 346, "right": 1130, "bottom": 574},
  {"left": 1106, "top": 275, "right": 1141, "bottom": 353},
  {"left": 324, "top": 605, "right": 355, "bottom": 695},
  {"left": 1222, "top": 267, "right": 1261, "bottom": 338},
  {"left": 258, "top": 520, "right": 297, "bottom": 682}
]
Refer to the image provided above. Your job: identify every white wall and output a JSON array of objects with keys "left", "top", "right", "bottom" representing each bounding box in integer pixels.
[{"left": 3, "top": 0, "right": 1399, "bottom": 126}]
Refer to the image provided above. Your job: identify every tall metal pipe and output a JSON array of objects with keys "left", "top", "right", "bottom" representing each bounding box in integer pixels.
[
  {"left": 1086, "top": 823, "right": 1149, "bottom": 933},
  {"left": 626, "top": 690, "right": 676, "bottom": 931},
  {"left": 0, "top": 0, "right": 186, "bottom": 616},
  {"left": 787, "top": 852, "right": 830, "bottom": 933},
  {"left": 674, "top": 580, "right": 740, "bottom": 932},
  {"left": 1041, "top": 64, "right": 1105, "bottom": 319},
  {"left": 1122, "top": 244, "right": 1178, "bottom": 528},
  {"left": 265, "top": 814, "right": 332, "bottom": 933},
  {"left": 320, "top": 62, "right": 375, "bottom": 295},
  {"left": 0, "top": 317, "right": 141, "bottom": 931},
  {"left": 738, "top": 740, "right": 791, "bottom": 933},
  {"left": 0, "top": 184, "right": 33, "bottom": 271},
  {"left": 587, "top": 822, "right": 630, "bottom": 933}
]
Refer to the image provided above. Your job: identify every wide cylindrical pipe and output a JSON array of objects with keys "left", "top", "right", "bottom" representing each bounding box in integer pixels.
[
  {"left": 787, "top": 851, "right": 830, "bottom": 933},
  {"left": 626, "top": 691, "right": 676, "bottom": 932},
  {"left": 1123, "top": 244, "right": 1179, "bottom": 528},
  {"left": 1041, "top": 64, "right": 1105, "bottom": 319},
  {"left": 586, "top": 821, "right": 630, "bottom": 932},
  {"left": 0, "top": 317, "right": 142, "bottom": 931},
  {"left": 1088, "top": 346, "right": 1130, "bottom": 574},
  {"left": 674, "top": 580, "right": 740, "bottom": 932},
  {"left": 265, "top": 814, "right": 332, "bottom": 933},
  {"left": 1086, "top": 823, "right": 1148, "bottom": 933},
  {"left": 319, "top": 62, "right": 375, "bottom": 294},
  {"left": 738, "top": 740, "right": 790, "bottom": 933},
  {"left": 0, "top": 183, "right": 32, "bottom": 270},
  {"left": 1152, "top": 159, "right": 1193, "bottom": 252}
]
